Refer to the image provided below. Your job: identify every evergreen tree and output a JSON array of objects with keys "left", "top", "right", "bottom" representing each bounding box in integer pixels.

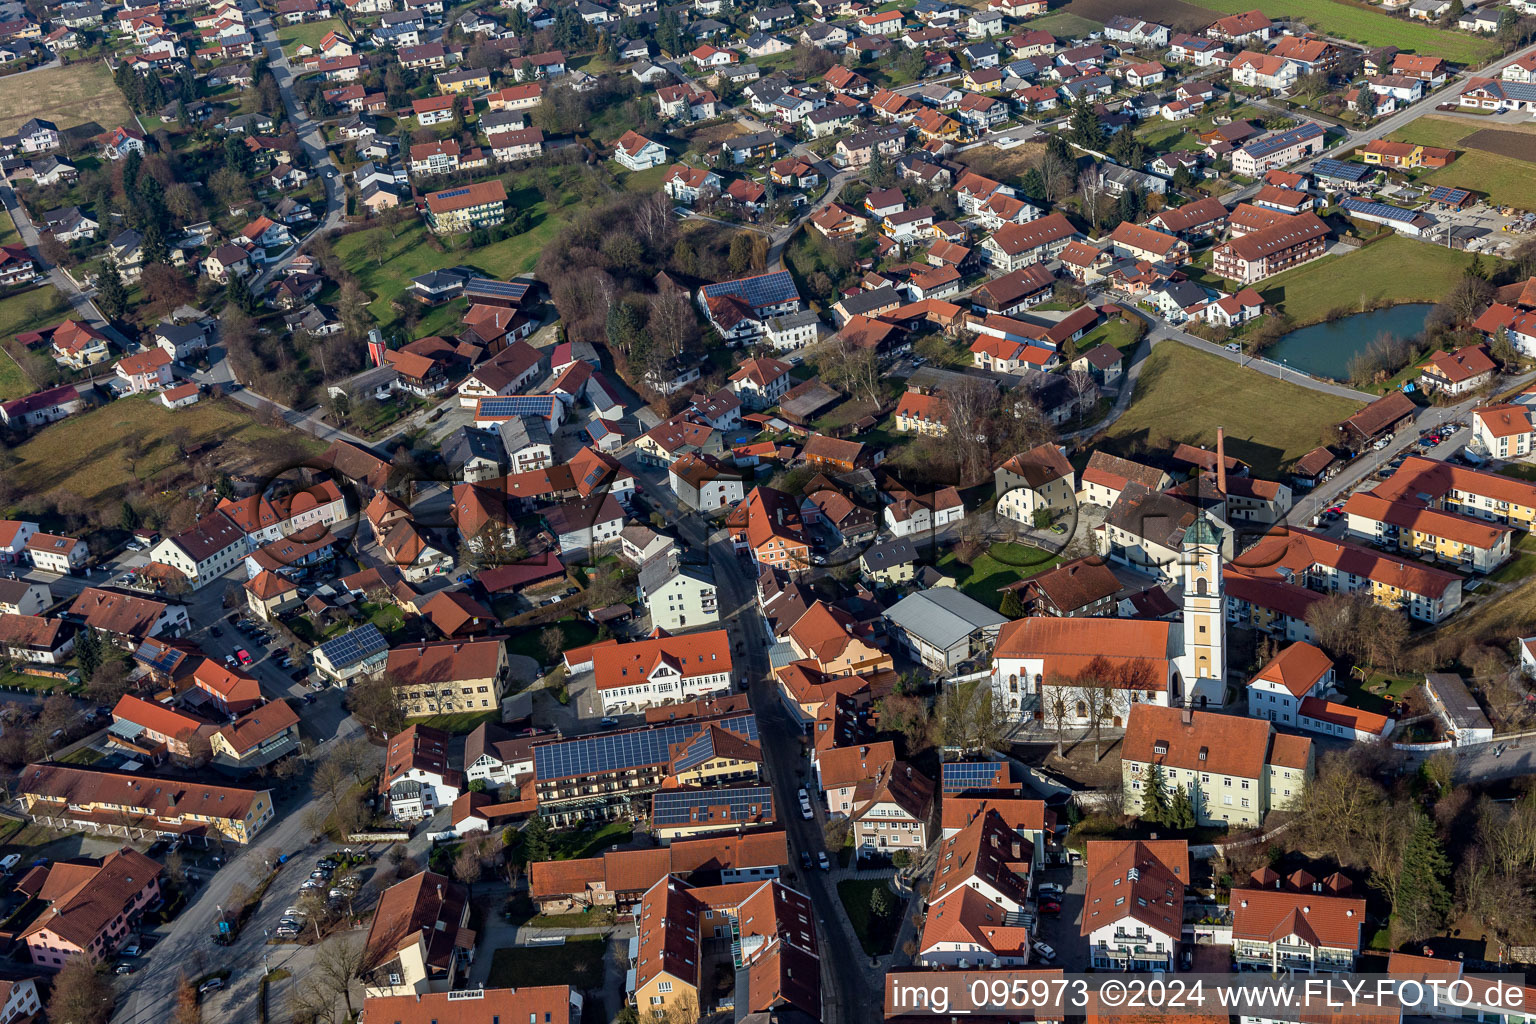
[
  {"left": 869, "top": 885, "right": 893, "bottom": 921},
  {"left": 223, "top": 135, "right": 253, "bottom": 176},
  {"left": 1020, "top": 167, "right": 1046, "bottom": 202},
  {"left": 141, "top": 222, "right": 169, "bottom": 266},
  {"left": 1118, "top": 187, "right": 1143, "bottom": 223},
  {"left": 75, "top": 627, "right": 104, "bottom": 677},
  {"left": 1067, "top": 97, "right": 1104, "bottom": 150},
  {"left": 1142, "top": 763, "right": 1171, "bottom": 824},
  {"left": 999, "top": 590, "right": 1024, "bottom": 618},
  {"left": 1392, "top": 812, "right": 1453, "bottom": 940},
  {"left": 228, "top": 272, "right": 256, "bottom": 314},
  {"left": 119, "top": 501, "right": 140, "bottom": 532},
  {"left": 1167, "top": 785, "right": 1196, "bottom": 830},
  {"left": 97, "top": 260, "right": 129, "bottom": 320},
  {"left": 524, "top": 813, "right": 553, "bottom": 862},
  {"left": 1044, "top": 133, "right": 1071, "bottom": 164}
]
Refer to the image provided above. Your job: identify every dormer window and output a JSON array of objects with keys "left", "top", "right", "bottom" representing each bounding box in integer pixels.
[{"left": 1198, "top": 747, "right": 1208, "bottom": 761}]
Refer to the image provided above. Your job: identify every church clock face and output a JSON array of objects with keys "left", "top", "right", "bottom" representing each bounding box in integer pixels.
[{"left": 1197, "top": 559, "right": 1207, "bottom": 573}]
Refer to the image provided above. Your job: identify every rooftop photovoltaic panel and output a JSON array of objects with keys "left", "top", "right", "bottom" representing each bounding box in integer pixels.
[
  {"left": 434, "top": 187, "right": 471, "bottom": 200},
  {"left": 1426, "top": 186, "right": 1471, "bottom": 205},
  {"left": 535, "top": 712, "right": 759, "bottom": 782},
  {"left": 941, "top": 761, "right": 1012, "bottom": 794},
  {"left": 651, "top": 785, "right": 774, "bottom": 826},
  {"left": 133, "top": 640, "right": 186, "bottom": 676},
  {"left": 1242, "top": 122, "right": 1323, "bottom": 159},
  {"left": 1313, "top": 158, "right": 1371, "bottom": 182},
  {"left": 1340, "top": 197, "right": 1418, "bottom": 221},
  {"left": 700, "top": 270, "right": 800, "bottom": 312},
  {"left": 474, "top": 395, "right": 560, "bottom": 420},
  {"left": 465, "top": 278, "right": 530, "bottom": 301},
  {"left": 317, "top": 623, "right": 387, "bottom": 668}
]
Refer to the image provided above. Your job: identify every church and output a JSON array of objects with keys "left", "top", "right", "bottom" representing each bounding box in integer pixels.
[{"left": 990, "top": 517, "right": 1229, "bottom": 725}]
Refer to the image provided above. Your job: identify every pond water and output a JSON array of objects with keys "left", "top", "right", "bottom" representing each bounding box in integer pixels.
[{"left": 1262, "top": 303, "right": 1435, "bottom": 382}]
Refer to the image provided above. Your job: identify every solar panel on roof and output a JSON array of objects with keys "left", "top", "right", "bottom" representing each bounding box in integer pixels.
[
  {"left": 701, "top": 270, "right": 800, "bottom": 312},
  {"left": 1341, "top": 197, "right": 1418, "bottom": 222},
  {"left": 475, "top": 395, "right": 559, "bottom": 420},
  {"left": 651, "top": 785, "right": 774, "bottom": 827},
  {"left": 318, "top": 623, "right": 387, "bottom": 668},
  {"left": 1426, "top": 186, "right": 1471, "bottom": 205},
  {"left": 133, "top": 640, "right": 184, "bottom": 675},
  {"left": 535, "top": 712, "right": 759, "bottom": 781},
  {"left": 434, "top": 187, "right": 471, "bottom": 200},
  {"left": 465, "top": 278, "right": 530, "bottom": 299},
  {"left": 1313, "top": 158, "right": 1371, "bottom": 182},
  {"left": 940, "top": 760, "right": 1010, "bottom": 794}
]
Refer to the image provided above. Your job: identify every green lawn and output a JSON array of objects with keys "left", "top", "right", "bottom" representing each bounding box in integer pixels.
[
  {"left": 410, "top": 710, "right": 500, "bottom": 734},
  {"left": 937, "top": 542, "right": 1062, "bottom": 611},
  {"left": 0, "top": 284, "right": 74, "bottom": 400},
  {"left": 1027, "top": 10, "right": 1103, "bottom": 37},
  {"left": 1387, "top": 116, "right": 1536, "bottom": 210},
  {"left": 1075, "top": 317, "right": 1142, "bottom": 356},
  {"left": 1333, "top": 672, "right": 1418, "bottom": 716},
  {"left": 276, "top": 18, "right": 347, "bottom": 55},
  {"left": 1106, "top": 341, "right": 1363, "bottom": 476},
  {"left": 618, "top": 163, "right": 671, "bottom": 193},
  {"left": 487, "top": 936, "right": 607, "bottom": 989},
  {"left": 0, "top": 207, "right": 19, "bottom": 246},
  {"left": 837, "top": 879, "right": 898, "bottom": 956},
  {"left": 551, "top": 819, "right": 632, "bottom": 860},
  {"left": 1252, "top": 235, "right": 1477, "bottom": 327},
  {"left": 506, "top": 619, "right": 598, "bottom": 663},
  {"left": 1185, "top": 0, "right": 1500, "bottom": 64}
]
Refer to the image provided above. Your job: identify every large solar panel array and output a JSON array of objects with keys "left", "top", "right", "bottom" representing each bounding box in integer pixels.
[
  {"left": 941, "top": 761, "right": 1011, "bottom": 794},
  {"left": 535, "top": 712, "right": 759, "bottom": 782},
  {"left": 1242, "top": 123, "right": 1323, "bottom": 159},
  {"left": 1313, "top": 158, "right": 1372, "bottom": 182},
  {"left": 317, "top": 623, "right": 387, "bottom": 669},
  {"left": 474, "top": 395, "right": 559, "bottom": 420},
  {"left": 1426, "top": 186, "right": 1472, "bottom": 206},
  {"left": 1341, "top": 197, "right": 1419, "bottom": 222},
  {"left": 671, "top": 727, "right": 724, "bottom": 773},
  {"left": 465, "top": 278, "right": 530, "bottom": 302},
  {"left": 651, "top": 785, "right": 774, "bottom": 827},
  {"left": 700, "top": 270, "right": 800, "bottom": 313}
]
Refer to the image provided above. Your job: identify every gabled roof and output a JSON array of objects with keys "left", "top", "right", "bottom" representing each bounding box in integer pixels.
[
  {"left": 1249, "top": 641, "right": 1332, "bottom": 698},
  {"left": 1231, "top": 888, "right": 1365, "bottom": 952}
]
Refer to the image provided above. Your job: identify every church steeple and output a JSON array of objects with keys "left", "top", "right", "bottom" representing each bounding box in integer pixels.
[{"left": 1180, "top": 503, "right": 1225, "bottom": 693}]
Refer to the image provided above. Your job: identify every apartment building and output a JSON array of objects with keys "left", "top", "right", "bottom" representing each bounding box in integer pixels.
[
  {"left": 1121, "top": 705, "right": 1313, "bottom": 828},
  {"left": 919, "top": 809, "right": 1034, "bottom": 968},
  {"left": 1231, "top": 889, "right": 1365, "bottom": 973},
  {"left": 383, "top": 638, "right": 509, "bottom": 718},
  {"left": 1343, "top": 490, "right": 1514, "bottom": 573},
  {"left": 18, "top": 849, "right": 163, "bottom": 969},
  {"left": 423, "top": 180, "right": 507, "bottom": 233},
  {"left": 1212, "top": 213, "right": 1328, "bottom": 283},
  {"left": 361, "top": 871, "right": 474, "bottom": 996},
  {"left": 15, "top": 763, "right": 273, "bottom": 843},
  {"left": 1082, "top": 839, "right": 1187, "bottom": 971}
]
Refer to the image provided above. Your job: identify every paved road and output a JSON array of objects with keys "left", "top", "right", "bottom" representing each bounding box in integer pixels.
[{"left": 248, "top": 0, "right": 345, "bottom": 287}]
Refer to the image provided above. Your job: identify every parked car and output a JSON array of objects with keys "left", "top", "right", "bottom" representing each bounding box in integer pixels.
[
  {"left": 120, "top": 944, "right": 142, "bottom": 958},
  {"left": 198, "top": 978, "right": 224, "bottom": 996},
  {"left": 115, "top": 963, "right": 137, "bottom": 975},
  {"left": 817, "top": 852, "right": 829, "bottom": 871},
  {"left": 1032, "top": 941, "right": 1057, "bottom": 963},
  {"left": 1039, "top": 900, "right": 1062, "bottom": 914},
  {"left": 800, "top": 850, "right": 812, "bottom": 870},
  {"left": 1037, "top": 883, "right": 1064, "bottom": 899}
]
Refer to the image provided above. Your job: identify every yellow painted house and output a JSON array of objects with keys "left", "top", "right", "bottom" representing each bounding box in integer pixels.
[{"left": 436, "top": 67, "right": 492, "bottom": 94}]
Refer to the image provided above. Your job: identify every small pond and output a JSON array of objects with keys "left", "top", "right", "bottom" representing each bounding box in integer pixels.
[{"left": 1262, "top": 303, "right": 1435, "bottom": 382}]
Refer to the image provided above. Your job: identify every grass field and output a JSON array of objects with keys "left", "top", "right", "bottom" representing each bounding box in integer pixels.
[
  {"left": 411, "top": 710, "right": 500, "bottom": 733},
  {"left": 1387, "top": 116, "right": 1536, "bottom": 209},
  {"left": 9, "top": 395, "right": 323, "bottom": 508},
  {"left": 0, "top": 61, "right": 136, "bottom": 136},
  {"left": 1061, "top": 0, "right": 1214, "bottom": 32},
  {"left": 1075, "top": 317, "right": 1143, "bottom": 356},
  {"left": 1025, "top": 10, "right": 1105, "bottom": 36},
  {"left": 937, "top": 542, "right": 1063, "bottom": 610},
  {"left": 488, "top": 936, "right": 607, "bottom": 989},
  {"left": 277, "top": 18, "right": 347, "bottom": 54},
  {"left": 1251, "top": 234, "right": 1476, "bottom": 326},
  {"left": 0, "top": 287, "right": 71, "bottom": 401},
  {"left": 0, "top": 207, "right": 19, "bottom": 246},
  {"left": 1106, "top": 341, "right": 1363, "bottom": 475},
  {"left": 1184, "top": 0, "right": 1500, "bottom": 64}
]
